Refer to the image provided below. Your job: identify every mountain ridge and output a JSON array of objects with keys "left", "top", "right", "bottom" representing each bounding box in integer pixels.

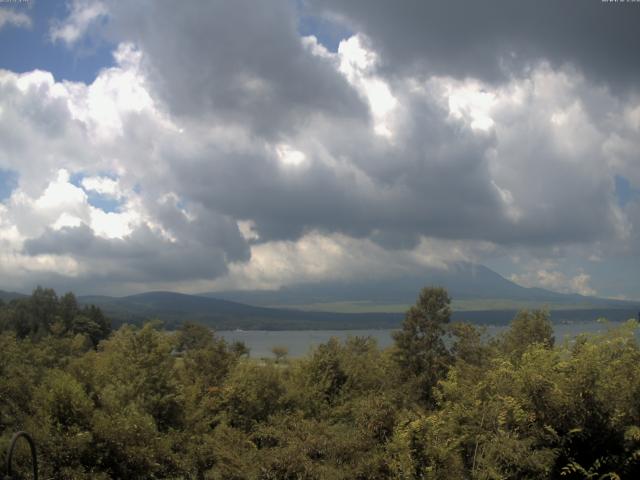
[
  {"left": 3, "top": 263, "right": 638, "bottom": 330},
  {"left": 0, "top": 290, "right": 28, "bottom": 302},
  {"left": 200, "top": 262, "right": 633, "bottom": 310},
  {"left": 76, "top": 290, "right": 638, "bottom": 331}
]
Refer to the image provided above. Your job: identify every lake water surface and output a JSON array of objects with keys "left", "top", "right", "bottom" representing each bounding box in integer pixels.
[{"left": 218, "top": 320, "right": 630, "bottom": 358}]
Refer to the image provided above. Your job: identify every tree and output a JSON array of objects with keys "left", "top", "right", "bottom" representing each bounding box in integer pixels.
[
  {"left": 177, "top": 323, "right": 238, "bottom": 405},
  {"left": 392, "top": 286, "right": 452, "bottom": 407},
  {"left": 497, "top": 309, "right": 554, "bottom": 359},
  {"left": 58, "top": 292, "right": 80, "bottom": 333},
  {"left": 449, "top": 322, "right": 489, "bottom": 367},
  {"left": 271, "top": 345, "right": 289, "bottom": 363},
  {"left": 0, "top": 289, "right": 110, "bottom": 346},
  {"left": 306, "top": 337, "right": 348, "bottom": 406},
  {"left": 230, "top": 340, "right": 250, "bottom": 358},
  {"left": 175, "top": 321, "right": 214, "bottom": 352},
  {"left": 30, "top": 286, "right": 59, "bottom": 337},
  {"left": 218, "top": 362, "right": 288, "bottom": 432},
  {"left": 92, "top": 323, "right": 182, "bottom": 432}
]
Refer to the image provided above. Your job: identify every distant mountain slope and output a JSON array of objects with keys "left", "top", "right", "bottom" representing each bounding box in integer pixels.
[
  {"left": 78, "top": 291, "right": 405, "bottom": 330},
  {"left": 201, "top": 262, "right": 634, "bottom": 310},
  {"left": 0, "top": 289, "right": 28, "bottom": 302},
  {"left": 78, "top": 290, "right": 640, "bottom": 331}
]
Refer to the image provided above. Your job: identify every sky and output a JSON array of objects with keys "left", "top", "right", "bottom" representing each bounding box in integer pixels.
[{"left": 0, "top": 0, "right": 639, "bottom": 299}]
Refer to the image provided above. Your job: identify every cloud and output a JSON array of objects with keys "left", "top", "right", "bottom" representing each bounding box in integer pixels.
[
  {"left": 93, "top": 0, "right": 369, "bottom": 137},
  {"left": 42, "top": 3, "right": 636, "bottom": 248},
  {"left": 0, "top": 52, "right": 249, "bottom": 294},
  {"left": 1, "top": 1, "right": 640, "bottom": 296},
  {"left": 208, "top": 232, "right": 482, "bottom": 291},
  {"left": 81, "top": 176, "right": 122, "bottom": 198},
  {"left": 169, "top": 56, "right": 633, "bottom": 250},
  {"left": 6, "top": 168, "right": 250, "bottom": 292},
  {"left": 23, "top": 219, "right": 246, "bottom": 285},
  {"left": 50, "top": 0, "right": 107, "bottom": 45},
  {"left": 0, "top": 8, "right": 31, "bottom": 31},
  {"left": 310, "top": 0, "right": 640, "bottom": 93},
  {"left": 510, "top": 268, "right": 597, "bottom": 297}
]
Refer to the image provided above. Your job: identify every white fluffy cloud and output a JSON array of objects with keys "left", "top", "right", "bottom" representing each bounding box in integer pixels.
[{"left": 81, "top": 176, "right": 121, "bottom": 198}]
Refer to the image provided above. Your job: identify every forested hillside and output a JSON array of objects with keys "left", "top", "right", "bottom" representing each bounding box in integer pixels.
[
  {"left": 75, "top": 290, "right": 640, "bottom": 331},
  {"left": 1, "top": 287, "right": 639, "bottom": 478}
]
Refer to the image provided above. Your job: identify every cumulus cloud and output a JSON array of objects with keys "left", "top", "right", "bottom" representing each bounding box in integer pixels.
[
  {"left": 310, "top": 0, "right": 640, "bottom": 93},
  {"left": 1, "top": 1, "right": 639, "bottom": 296},
  {"left": 0, "top": 49, "right": 249, "bottom": 294},
  {"left": 81, "top": 176, "right": 122, "bottom": 198},
  {"left": 94, "top": 0, "right": 369, "bottom": 137}
]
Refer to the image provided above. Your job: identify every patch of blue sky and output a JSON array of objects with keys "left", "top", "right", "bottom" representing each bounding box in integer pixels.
[
  {"left": 0, "top": 168, "right": 18, "bottom": 201},
  {"left": 614, "top": 175, "right": 640, "bottom": 208},
  {"left": 69, "top": 170, "right": 117, "bottom": 187},
  {"left": 175, "top": 198, "right": 188, "bottom": 211},
  {"left": 296, "top": 2, "right": 352, "bottom": 52},
  {"left": 70, "top": 171, "right": 123, "bottom": 213},
  {"left": 0, "top": 0, "right": 114, "bottom": 84},
  {"left": 68, "top": 171, "right": 85, "bottom": 187},
  {"left": 85, "top": 191, "right": 123, "bottom": 213}
]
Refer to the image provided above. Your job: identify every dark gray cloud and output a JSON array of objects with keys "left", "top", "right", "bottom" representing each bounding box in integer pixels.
[
  {"left": 310, "top": 0, "right": 640, "bottom": 92},
  {"left": 101, "top": 0, "right": 368, "bottom": 137},
  {"left": 167, "top": 76, "right": 623, "bottom": 250},
  {"left": 24, "top": 219, "right": 248, "bottom": 285},
  {"left": 168, "top": 97, "right": 507, "bottom": 248},
  {"left": 59, "top": 0, "right": 629, "bottom": 253},
  {"left": 21, "top": 190, "right": 250, "bottom": 288}
]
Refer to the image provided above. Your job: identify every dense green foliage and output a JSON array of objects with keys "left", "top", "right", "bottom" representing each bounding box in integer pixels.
[
  {"left": 0, "top": 287, "right": 111, "bottom": 346},
  {"left": 1, "top": 287, "right": 640, "bottom": 479}
]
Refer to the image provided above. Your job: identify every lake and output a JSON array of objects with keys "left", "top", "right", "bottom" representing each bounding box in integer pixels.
[{"left": 218, "top": 320, "right": 631, "bottom": 358}]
